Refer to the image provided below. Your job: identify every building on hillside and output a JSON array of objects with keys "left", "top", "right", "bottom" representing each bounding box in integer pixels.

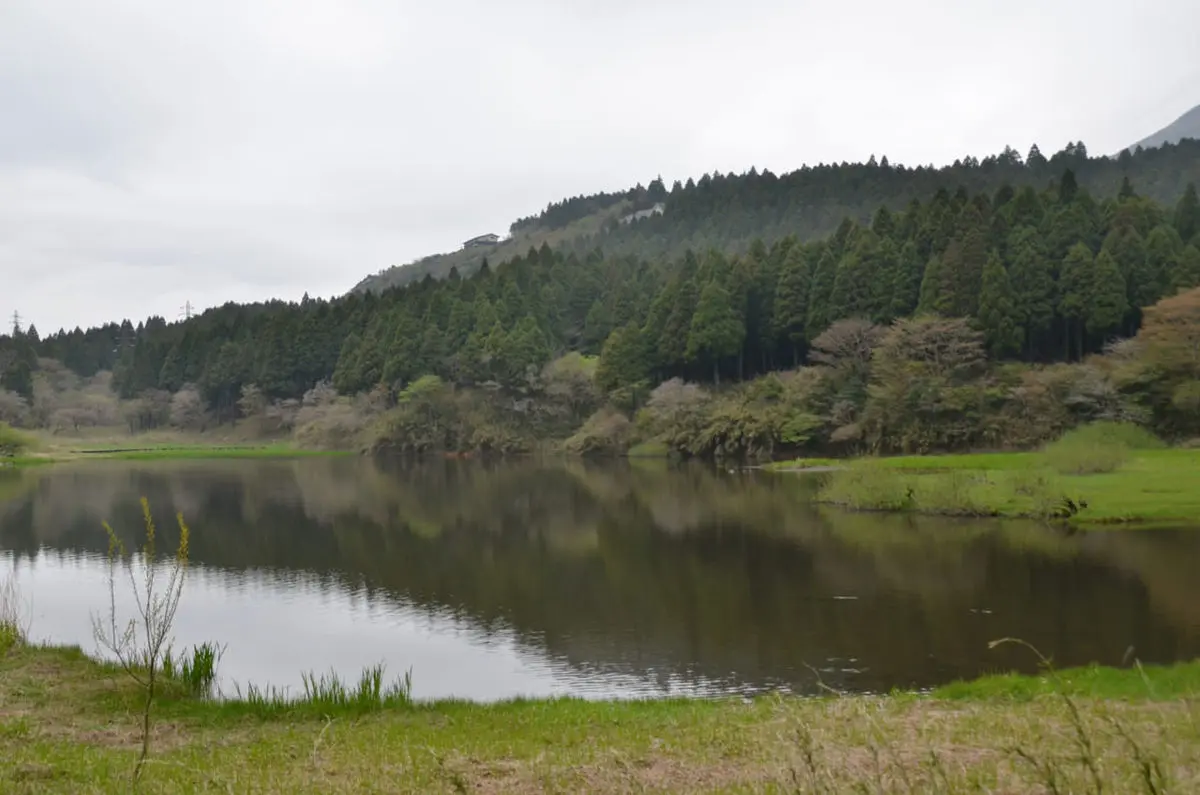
[
  {"left": 463, "top": 233, "right": 500, "bottom": 249},
  {"left": 618, "top": 202, "right": 666, "bottom": 225}
]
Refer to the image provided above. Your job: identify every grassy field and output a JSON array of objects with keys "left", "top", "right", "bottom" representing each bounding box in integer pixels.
[
  {"left": 10, "top": 428, "right": 355, "bottom": 465},
  {"left": 0, "top": 640, "right": 1198, "bottom": 793},
  {"left": 773, "top": 447, "right": 1200, "bottom": 526}
]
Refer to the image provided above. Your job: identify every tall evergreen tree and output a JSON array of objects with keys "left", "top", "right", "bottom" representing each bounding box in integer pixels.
[
  {"left": 1007, "top": 227, "right": 1056, "bottom": 359},
  {"left": 805, "top": 247, "right": 838, "bottom": 340},
  {"left": 1087, "top": 250, "right": 1129, "bottom": 341},
  {"left": 1058, "top": 243, "right": 1094, "bottom": 360},
  {"left": 686, "top": 282, "right": 745, "bottom": 385},
  {"left": 889, "top": 241, "right": 924, "bottom": 320},
  {"left": 773, "top": 244, "right": 811, "bottom": 365},
  {"left": 1176, "top": 183, "right": 1200, "bottom": 245},
  {"left": 596, "top": 322, "right": 650, "bottom": 394},
  {"left": 1172, "top": 245, "right": 1200, "bottom": 293},
  {"left": 1146, "top": 224, "right": 1186, "bottom": 299},
  {"left": 917, "top": 254, "right": 951, "bottom": 316},
  {"left": 829, "top": 232, "right": 881, "bottom": 321},
  {"left": 976, "top": 253, "right": 1023, "bottom": 357}
]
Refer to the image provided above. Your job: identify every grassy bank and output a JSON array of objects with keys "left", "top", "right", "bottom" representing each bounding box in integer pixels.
[
  {"left": 11, "top": 428, "right": 358, "bottom": 465},
  {"left": 78, "top": 444, "right": 355, "bottom": 461},
  {"left": 773, "top": 423, "right": 1200, "bottom": 526},
  {"left": 1, "top": 641, "right": 1198, "bottom": 793},
  {"left": 811, "top": 448, "right": 1200, "bottom": 525}
]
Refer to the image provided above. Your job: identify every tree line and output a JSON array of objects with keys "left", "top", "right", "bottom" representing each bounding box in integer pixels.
[
  {"left": 358, "top": 138, "right": 1200, "bottom": 292},
  {"left": 3, "top": 145, "right": 1198, "bottom": 457}
]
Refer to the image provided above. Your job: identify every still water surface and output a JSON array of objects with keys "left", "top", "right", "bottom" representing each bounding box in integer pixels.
[{"left": 1, "top": 458, "right": 1198, "bottom": 701}]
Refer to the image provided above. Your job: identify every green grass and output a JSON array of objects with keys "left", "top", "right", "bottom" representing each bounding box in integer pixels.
[
  {"left": 791, "top": 446, "right": 1200, "bottom": 526},
  {"left": 771, "top": 451, "right": 1042, "bottom": 472},
  {"left": 2, "top": 641, "right": 1198, "bottom": 792},
  {"left": 935, "top": 659, "right": 1200, "bottom": 701},
  {"left": 763, "top": 456, "right": 841, "bottom": 471},
  {"left": 84, "top": 444, "right": 354, "bottom": 461},
  {"left": 626, "top": 440, "right": 670, "bottom": 458}
]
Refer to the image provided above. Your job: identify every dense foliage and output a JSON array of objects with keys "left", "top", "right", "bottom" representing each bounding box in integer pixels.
[{"left": 6, "top": 140, "right": 1200, "bottom": 458}]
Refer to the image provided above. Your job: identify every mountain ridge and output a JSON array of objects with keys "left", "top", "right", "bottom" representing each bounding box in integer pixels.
[
  {"left": 354, "top": 138, "right": 1200, "bottom": 295},
  {"left": 1130, "top": 104, "right": 1200, "bottom": 152}
]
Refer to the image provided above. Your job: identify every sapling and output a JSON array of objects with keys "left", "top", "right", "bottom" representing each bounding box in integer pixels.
[{"left": 91, "top": 497, "right": 190, "bottom": 781}]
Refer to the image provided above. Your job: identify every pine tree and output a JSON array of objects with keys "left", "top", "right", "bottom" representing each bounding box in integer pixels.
[
  {"left": 829, "top": 233, "right": 881, "bottom": 321},
  {"left": 805, "top": 247, "right": 838, "bottom": 340},
  {"left": 976, "top": 253, "right": 1023, "bottom": 357},
  {"left": 917, "top": 254, "right": 951, "bottom": 316},
  {"left": 1171, "top": 245, "right": 1200, "bottom": 293},
  {"left": 1087, "top": 251, "right": 1128, "bottom": 340},
  {"left": 869, "top": 238, "right": 901, "bottom": 323},
  {"left": 596, "top": 323, "right": 650, "bottom": 394},
  {"left": 686, "top": 281, "right": 745, "bottom": 385},
  {"left": 1101, "top": 226, "right": 1155, "bottom": 321},
  {"left": 582, "top": 299, "right": 615, "bottom": 354},
  {"left": 951, "top": 218, "right": 989, "bottom": 316},
  {"left": 1007, "top": 228, "right": 1056, "bottom": 359},
  {"left": 773, "top": 244, "right": 811, "bottom": 365},
  {"left": 1175, "top": 183, "right": 1200, "bottom": 245},
  {"left": 1059, "top": 169, "right": 1079, "bottom": 203},
  {"left": 1147, "top": 224, "right": 1186, "bottom": 299},
  {"left": 889, "top": 241, "right": 924, "bottom": 320},
  {"left": 1058, "top": 243, "right": 1094, "bottom": 360}
]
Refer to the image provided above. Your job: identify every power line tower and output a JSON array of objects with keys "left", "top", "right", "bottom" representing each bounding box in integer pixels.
[
  {"left": 180, "top": 301, "right": 194, "bottom": 321},
  {"left": 10, "top": 310, "right": 21, "bottom": 335}
]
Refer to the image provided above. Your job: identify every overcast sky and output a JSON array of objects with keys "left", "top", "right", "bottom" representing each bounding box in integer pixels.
[{"left": 3, "top": 0, "right": 1198, "bottom": 335}]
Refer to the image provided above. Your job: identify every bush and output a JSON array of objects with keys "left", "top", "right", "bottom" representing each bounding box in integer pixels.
[
  {"left": 1042, "top": 421, "right": 1164, "bottom": 475},
  {"left": 563, "top": 408, "right": 631, "bottom": 456},
  {"left": 0, "top": 422, "right": 33, "bottom": 458}
]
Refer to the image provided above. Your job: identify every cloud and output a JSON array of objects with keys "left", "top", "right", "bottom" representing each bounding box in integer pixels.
[{"left": 2, "top": 0, "right": 1198, "bottom": 333}]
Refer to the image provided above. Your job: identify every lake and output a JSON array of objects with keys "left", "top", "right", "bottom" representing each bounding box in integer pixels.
[{"left": 1, "top": 457, "right": 1198, "bottom": 701}]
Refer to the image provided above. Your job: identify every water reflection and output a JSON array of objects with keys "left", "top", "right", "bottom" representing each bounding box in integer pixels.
[{"left": 1, "top": 458, "right": 1198, "bottom": 700}]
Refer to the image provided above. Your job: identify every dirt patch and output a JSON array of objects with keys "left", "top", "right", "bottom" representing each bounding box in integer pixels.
[{"left": 456, "top": 752, "right": 781, "bottom": 794}]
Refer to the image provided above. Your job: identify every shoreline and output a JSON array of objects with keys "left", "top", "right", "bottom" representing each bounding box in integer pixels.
[
  {"left": 1, "top": 639, "right": 1197, "bottom": 792},
  {"left": 767, "top": 448, "right": 1200, "bottom": 529}
]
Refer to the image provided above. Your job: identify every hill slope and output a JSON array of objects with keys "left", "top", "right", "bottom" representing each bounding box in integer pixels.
[
  {"left": 354, "top": 140, "right": 1200, "bottom": 294},
  {"left": 1131, "top": 104, "right": 1200, "bottom": 151}
]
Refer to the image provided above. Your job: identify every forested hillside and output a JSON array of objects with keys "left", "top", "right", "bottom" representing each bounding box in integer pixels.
[
  {"left": 355, "top": 139, "right": 1200, "bottom": 293},
  {"left": 4, "top": 139, "right": 1200, "bottom": 459}
]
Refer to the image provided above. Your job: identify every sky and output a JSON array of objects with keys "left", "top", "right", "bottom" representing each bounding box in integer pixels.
[{"left": 3, "top": 0, "right": 1199, "bottom": 335}]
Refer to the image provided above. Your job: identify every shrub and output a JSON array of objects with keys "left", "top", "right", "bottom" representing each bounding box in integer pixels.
[
  {"left": 1042, "top": 421, "right": 1164, "bottom": 475},
  {"left": 0, "top": 422, "right": 32, "bottom": 458},
  {"left": 563, "top": 408, "right": 631, "bottom": 456}
]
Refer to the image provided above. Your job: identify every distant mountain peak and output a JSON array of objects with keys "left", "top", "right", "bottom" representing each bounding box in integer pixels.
[{"left": 1129, "top": 103, "right": 1200, "bottom": 152}]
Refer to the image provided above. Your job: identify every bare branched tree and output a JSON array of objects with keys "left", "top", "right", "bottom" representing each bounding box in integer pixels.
[{"left": 91, "top": 497, "right": 190, "bottom": 782}]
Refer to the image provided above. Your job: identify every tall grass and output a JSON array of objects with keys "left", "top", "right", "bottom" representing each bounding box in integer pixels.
[
  {"left": 783, "top": 638, "right": 1188, "bottom": 793},
  {"left": 162, "top": 641, "right": 225, "bottom": 698},
  {"left": 0, "top": 575, "right": 30, "bottom": 653},
  {"left": 229, "top": 664, "right": 414, "bottom": 716},
  {"left": 1043, "top": 421, "right": 1165, "bottom": 475}
]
